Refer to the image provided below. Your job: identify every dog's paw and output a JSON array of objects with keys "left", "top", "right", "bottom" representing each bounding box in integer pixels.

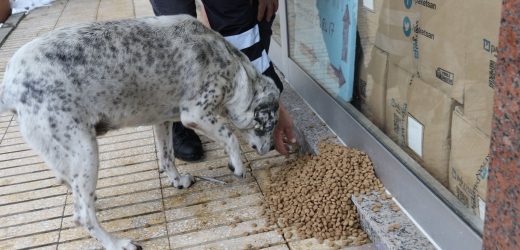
[
  {"left": 228, "top": 163, "right": 246, "bottom": 178},
  {"left": 171, "top": 174, "right": 195, "bottom": 189},
  {"left": 111, "top": 238, "right": 141, "bottom": 250}
]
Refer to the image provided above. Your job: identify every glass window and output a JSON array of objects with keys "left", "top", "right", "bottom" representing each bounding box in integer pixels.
[
  {"left": 272, "top": 13, "right": 281, "bottom": 45},
  {"left": 287, "top": 0, "right": 357, "bottom": 103},
  {"left": 286, "top": 0, "right": 500, "bottom": 234}
]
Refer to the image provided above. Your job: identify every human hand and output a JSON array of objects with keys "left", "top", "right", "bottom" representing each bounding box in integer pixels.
[
  {"left": 257, "top": 0, "right": 278, "bottom": 22},
  {"left": 273, "top": 103, "right": 296, "bottom": 155}
]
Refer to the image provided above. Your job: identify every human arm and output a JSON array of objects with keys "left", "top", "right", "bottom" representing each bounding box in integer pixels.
[
  {"left": 257, "top": 0, "right": 278, "bottom": 22},
  {"left": 273, "top": 102, "right": 296, "bottom": 155}
]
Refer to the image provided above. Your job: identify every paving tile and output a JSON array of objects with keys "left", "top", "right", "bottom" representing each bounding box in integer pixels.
[
  {"left": 0, "top": 218, "right": 62, "bottom": 240},
  {"left": 31, "top": 245, "right": 59, "bottom": 250},
  {"left": 162, "top": 179, "right": 258, "bottom": 208},
  {"left": 99, "top": 152, "right": 157, "bottom": 170},
  {"left": 0, "top": 185, "right": 66, "bottom": 205},
  {"left": 0, "top": 115, "right": 12, "bottom": 122},
  {"left": 181, "top": 231, "right": 285, "bottom": 250},
  {"left": 169, "top": 218, "right": 280, "bottom": 249},
  {"left": 96, "top": 179, "right": 160, "bottom": 200},
  {"left": 60, "top": 211, "right": 165, "bottom": 243},
  {"left": 0, "top": 143, "right": 31, "bottom": 154},
  {"left": 0, "top": 206, "right": 63, "bottom": 228},
  {"left": 287, "top": 238, "right": 359, "bottom": 250},
  {"left": 0, "top": 121, "right": 9, "bottom": 129},
  {"left": 99, "top": 126, "right": 152, "bottom": 137},
  {"left": 202, "top": 141, "right": 224, "bottom": 151},
  {"left": 0, "top": 136, "right": 25, "bottom": 147},
  {"left": 99, "top": 137, "right": 155, "bottom": 153},
  {"left": 166, "top": 193, "right": 263, "bottom": 220},
  {"left": 0, "top": 167, "right": 54, "bottom": 185},
  {"left": 175, "top": 157, "right": 229, "bottom": 173},
  {"left": 97, "top": 167, "right": 158, "bottom": 187},
  {"left": 245, "top": 150, "right": 282, "bottom": 161},
  {"left": 0, "top": 163, "right": 49, "bottom": 180},
  {"left": 175, "top": 148, "right": 228, "bottom": 165},
  {"left": 56, "top": 0, "right": 100, "bottom": 27},
  {"left": 170, "top": 162, "right": 238, "bottom": 182},
  {"left": 0, "top": 231, "right": 60, "bottom": 249},
  {"left": 97, "top": 130, "right": 153, "bottom": 146},
  {"left": 0, "top": 155, "right": 43, "bottom": 169},
  {"left": 2, "top": 130, "right": 21, "bottom": 139},
  {"left": 0, "top": 148, "right": 39, "bottom": 162},
  {"left": 0, "top": 128, "right": 5, "bottom": 141},
  {"left": 0, "top": 195, "right": 66, "bottom": 217},
  {"left": 136, "top": 236, "right": 170, "bottom": 250},
  {"left": 133, "top": 0, "right": 154, "bottom": 18},
  {"left": 166, "top": 205, "right": 263, "bottom": 236},
  {"left": 58, "top": 236, "right": 102, "bottom": 249},
  {"left": 98, "top": 160, "right": 157, "bottom": 179},
  {"left": 97, "top": 0, "right": 135, "bottom": 21},
  {"left": 0, "top": 178, "right": 59, "bottom": 196},
  {"left": 5, "top": 125, "right": 19, "bottom": 132},
  {"left": 58, "top": 225, "right": 170, "bottom": 250},
  {"left": 99, "top": 144, "right": 156, "bottom": 162}
]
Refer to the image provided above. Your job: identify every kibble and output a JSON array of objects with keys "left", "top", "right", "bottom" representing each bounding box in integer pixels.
[
  {"left": 262, "top": 143, "right": 381, "bottom": 244},
  {"left": 387, "top": 223, "right": 401, "bottom": 232}
]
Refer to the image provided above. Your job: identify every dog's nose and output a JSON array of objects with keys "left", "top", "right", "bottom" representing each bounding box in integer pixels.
[{"left": 252, "top": 145, "right": 257, "bottom": 150}]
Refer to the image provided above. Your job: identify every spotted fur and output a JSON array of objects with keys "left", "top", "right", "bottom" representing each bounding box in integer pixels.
[{"left": 0, "top": 15, "right": 279, "bottom": 250}]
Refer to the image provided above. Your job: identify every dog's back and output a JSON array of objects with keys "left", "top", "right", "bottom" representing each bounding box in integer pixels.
[{"left": 0, "top": 15, "right": 239, "bottom": 128}]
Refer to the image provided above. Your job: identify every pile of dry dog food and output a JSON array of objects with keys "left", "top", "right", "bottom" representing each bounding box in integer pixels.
[{"left": 262, "top": 143, "right": 384, "bottom": 247}]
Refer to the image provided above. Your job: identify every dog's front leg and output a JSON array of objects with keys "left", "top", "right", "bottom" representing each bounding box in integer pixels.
[
  {"left": 181, "top": 112, "right": 245, "bottom": 178},
  {"left": 153, "top": 121, "right": 195, "bottom": 189}
]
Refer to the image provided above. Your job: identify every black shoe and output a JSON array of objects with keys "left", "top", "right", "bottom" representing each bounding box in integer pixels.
[{"left": 172, "top": 122, "right": 203, "bottom": 161}]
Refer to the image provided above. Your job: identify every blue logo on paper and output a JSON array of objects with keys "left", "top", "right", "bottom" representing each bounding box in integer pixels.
[
  {"left": 403, "top": 16, "right": 412, "bottom": 37},
  {"left": 483, "top": 39, "right": 491, "bottom": 52},
  {"left": 404, "top": 0, "right": 413, "bottom": 9}
]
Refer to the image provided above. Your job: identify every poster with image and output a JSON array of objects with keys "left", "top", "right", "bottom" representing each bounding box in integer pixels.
[{"left": 289, "top": 0, "right": 358, "bottom": 102}]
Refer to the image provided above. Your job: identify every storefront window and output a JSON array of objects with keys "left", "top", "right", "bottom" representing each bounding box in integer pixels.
[
  {"left": 272, "top": 13, "right": 281, "bottom": 45},
  {"left": 287, "top": 0, "right": 500, "bottom": 233},
  {"left": 287, "top": 0, "right": 357, "bottom": 102}
]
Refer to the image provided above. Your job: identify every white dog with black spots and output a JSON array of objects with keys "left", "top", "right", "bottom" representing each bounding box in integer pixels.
[{"left": 0, "top": 15, "right": 280, "bottom": 250}]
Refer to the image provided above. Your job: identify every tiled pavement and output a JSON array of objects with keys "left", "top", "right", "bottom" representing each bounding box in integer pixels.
[{"left": 0, "top": 1, "right": 347, "bottom": 249}]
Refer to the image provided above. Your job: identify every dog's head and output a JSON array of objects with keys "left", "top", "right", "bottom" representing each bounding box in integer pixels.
[
  {"left": 243, "top": 97, "right": 279, "bottom": 155},
  {"left": 235, "top": 68, "right": 280, "bottom": 155},
  {"left": 224, "top": 42, "right": 281, "bottom": 155}
]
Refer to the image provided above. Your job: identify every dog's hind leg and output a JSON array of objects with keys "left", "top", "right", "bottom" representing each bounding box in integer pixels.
[
  {"left": 18, "top": 115, "right": 141, "bottom": 250},
  {"left": 153, "top": 121, "right": 195, "bottom": 189},
  {"left": 67, "top": 129, "right": 142, "bottom": 250},
  {"left": 181, "top": 111, "right": 245, "bottom": 178}
]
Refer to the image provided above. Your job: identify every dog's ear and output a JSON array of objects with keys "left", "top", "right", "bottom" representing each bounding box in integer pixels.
[{"left": 253, "top": 102, "right": 279, "bottom": 135}]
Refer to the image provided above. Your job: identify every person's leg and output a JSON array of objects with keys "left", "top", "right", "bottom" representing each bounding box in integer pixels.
[
  {"left": 202, "top": 0, "right": 284, "bottom": 92},
  {"left": 149, "top": 0, "right": 196, "bottom": 17},
  {"left": 150, "top": 0, "right": 203, "bottom": 161}
]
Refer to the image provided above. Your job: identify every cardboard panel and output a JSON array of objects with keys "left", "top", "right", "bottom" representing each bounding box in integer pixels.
[
  {"left": 359, "top": 47, "right": 388, "bottom": 129},
  {"left": 449, "top": 107, "right": 490, "bottom": 221}
]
